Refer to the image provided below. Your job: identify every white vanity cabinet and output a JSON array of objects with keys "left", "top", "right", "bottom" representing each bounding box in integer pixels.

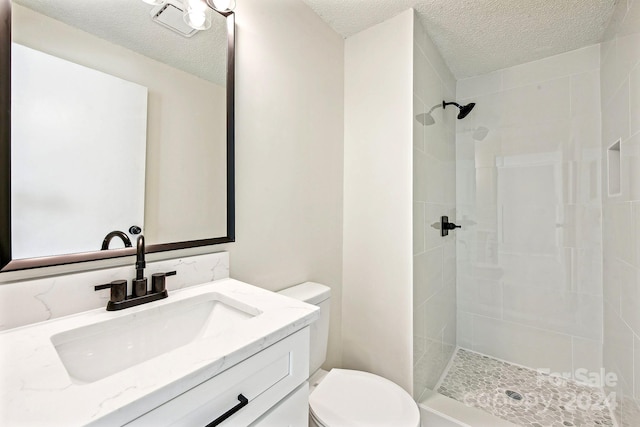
[
  {"left": 250, "top": 382, "right": 309, "bottom": 426},
  {"left": 125, "top": 327, "right": 310, "bottom": 427}
]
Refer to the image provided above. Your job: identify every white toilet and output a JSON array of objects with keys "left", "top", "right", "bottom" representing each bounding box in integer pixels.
[{"left": 278, "top": 282, "right": 420, "bottom": 427}]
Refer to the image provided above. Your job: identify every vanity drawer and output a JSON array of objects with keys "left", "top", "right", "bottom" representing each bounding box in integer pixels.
[{"left": 125, "top": 327, "right": 309, "bottom": 427}]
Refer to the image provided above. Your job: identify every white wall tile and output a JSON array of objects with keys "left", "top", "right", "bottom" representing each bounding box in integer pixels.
[
  {"left": 414, "top": 247, "right": 444, "bottom": 307},
  {"left": 457, "top": 276, "right": 502, "bottom": 319},
  {"left": 622, "top": 133, "right": 640, "bottom": 202},
  {"left": 414, "top": 301, "right": 427, "bottom": 362},
  {"left": 414, "top": 202, "right": 426, "bottom": 255},
  {"left": 426, "top": 156, "right": 447, "bottom": 204},
  {"left": 414, "top": 149, "right": 428, "bottom": 203},
  {"left": 603, "top": 79, "right": 630, "bottom": 148},
  {"left": 457, "top": 311, "right": 473, "bottom": 349},
  {"left": 502, "top": 286, "right": 602, "bottom": 340},
  {"left": 424, "top": 284, "right": 455, "bottom": 340},
  {"left": 601, "top": 41, "right": 622, "bottom": 107},
  {"left": 415, "top": 45, "right": 442, "bottom": 109},
  {"left": 571, "top": 114, "right": 602, "bottom": 161},
  {"left": 604, "top": 301, "right": 635, "bottom": 396},
  {"left": 443, "top": 241, "right": 456, "bottom": 287},
  {"left": 457, "top": 71, "right": 503, "bottom": 100},
  {"left": 571, "top": 70, "right": 601, "bottom": 118},
  {"left": 501, "top": 45, "right": 600, "bottom": 91},
  {"left": 500, "top": 120, "right": 570, "bottom": 158},
  {"left": 414, "top": 95, "right": 426, "bottom": 153},
  {"left": 472, "top": 315, "right": 574, "bottom": 373},
  {"left": 609, "top": 202, "right": 635, "bottom": 265},
  {"left": 617, "top": 33, "right": 640, "bottom": 81},
  {"left": 575, "top": 247, "right": 604, "bottom": 296},
  {"left": 472, "top": 132, "right": 502, "bottom": 169},
  {"left": 635, "top": 335, "right": 640, "bottom": 400},
  {"left": 620, "top": 265, "right": 640, "bottom": 333},
  {"left": 603, "top": 257, "right": 623, "bottom": 313},
  {"left": 634, "top": 202, "right": 640, "bottom": 268},
  {"left": 630, "top": 64, "right": 640, "bottom": 137},
  {"left": 572, "top": 336, "right": 603, "bottom": 381},
  {"left": 500, "top": 77, "right": 571, "bottom": 128},
  {"left": 619, "top": 0, "right": 640, "bottom": 36}
]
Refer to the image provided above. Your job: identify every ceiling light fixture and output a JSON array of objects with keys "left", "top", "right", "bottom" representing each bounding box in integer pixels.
[{"left": 143, "top": 0, "right": 235, "bottom": 31}]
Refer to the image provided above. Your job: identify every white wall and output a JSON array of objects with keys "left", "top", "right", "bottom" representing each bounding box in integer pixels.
[
  {"left": 600, "top": 0, "right": 640, "bottom": 424},
  {"left": 412, "top": 14, "right": 457, "bottom": 399},
  {"left": 219, "top": 0, "right": 345, "bottom": 370},
  {"left": 456, "top": 45, "right": 603, "bottom": 376},
  {"left": 342, "top": 9, "right": 414, "bottom": 393}
]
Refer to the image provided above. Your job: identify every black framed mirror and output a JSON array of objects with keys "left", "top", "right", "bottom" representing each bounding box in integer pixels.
[{"left": 0, "top": 0, "right": 235, "bottom": 272}]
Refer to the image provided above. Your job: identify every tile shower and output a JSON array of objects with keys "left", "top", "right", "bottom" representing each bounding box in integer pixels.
[
  {"left": 456, "top": 44, "right": 603, "bottom": 378},
  {"left": 414, "top": 0, "right": 640, "bottom": 426}
]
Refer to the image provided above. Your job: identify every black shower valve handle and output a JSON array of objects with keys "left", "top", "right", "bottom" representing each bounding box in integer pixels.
[{"left": 441, "top": 216, "right": 461, "bottom": 237}]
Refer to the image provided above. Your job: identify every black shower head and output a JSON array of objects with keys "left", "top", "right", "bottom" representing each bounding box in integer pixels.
[
  {"left": 442, "top": 101, "right": 476, "bottom": 119},
  {"left": 457, "top": 103, "right": 476, "bottom": 119}
]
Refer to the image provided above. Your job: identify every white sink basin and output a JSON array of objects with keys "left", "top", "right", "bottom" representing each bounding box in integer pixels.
[
  {"left": 51, "top": 293, "right": 260, "bottom": 383},
  {"left": 0, "top": 278, "right": 319, "bottom": 427}
]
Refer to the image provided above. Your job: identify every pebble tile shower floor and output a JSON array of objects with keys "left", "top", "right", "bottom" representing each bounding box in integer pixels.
[{"left": 437, "top": 349, "right": 615, "bottom": 427}]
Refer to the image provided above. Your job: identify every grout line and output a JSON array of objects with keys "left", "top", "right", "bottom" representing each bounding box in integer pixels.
[{"left": 468, "top": 311, "right": 601, "bottom": 341}]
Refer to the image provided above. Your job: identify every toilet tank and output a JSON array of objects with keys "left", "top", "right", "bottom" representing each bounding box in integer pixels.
[{"left": 278, "top": 282, "right": 330, "bottom": 375}]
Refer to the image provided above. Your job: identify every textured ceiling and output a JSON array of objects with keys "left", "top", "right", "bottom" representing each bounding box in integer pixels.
[
  {"left": 302, "top": 0, "right": 617, "bottom": 78},
  {"left": 14, "top": 0, "right": 227, "bottom": 85}
]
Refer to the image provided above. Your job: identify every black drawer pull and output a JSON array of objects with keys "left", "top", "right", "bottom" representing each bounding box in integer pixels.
[{"left": 205, "top": 394, "right": 249, "bottom": 427}]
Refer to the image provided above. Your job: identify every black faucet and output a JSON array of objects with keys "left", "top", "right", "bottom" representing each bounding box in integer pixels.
[
  {"left": 132, "top": 235, "right": 147, "bottom": 297},
  {"left": 101, "top": 230, "right": 132, "bottom": 250},
  {"left": 94, "top": 235, "right": 176, "bottom": 311}
]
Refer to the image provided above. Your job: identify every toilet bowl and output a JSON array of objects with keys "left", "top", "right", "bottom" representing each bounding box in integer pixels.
[{"left": 278, "top": 282, "right": 420, "bottom": 427}]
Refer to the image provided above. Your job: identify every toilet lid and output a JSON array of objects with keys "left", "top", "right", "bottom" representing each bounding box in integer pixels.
[{"left": 309, "top": 369, "right": 420, "bottom": 427}]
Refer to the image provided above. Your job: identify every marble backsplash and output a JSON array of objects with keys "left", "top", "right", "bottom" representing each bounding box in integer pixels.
[{"left": 0, "top": 251, "right": 229, "bottom": 331}]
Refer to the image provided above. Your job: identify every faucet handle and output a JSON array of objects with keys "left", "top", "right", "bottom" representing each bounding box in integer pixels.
[
  {"left": 151, "top": 271, "right": 177, "bottom": 293},
  {"left": 95, "top": 280, "right": 127, "bottom": 303}
]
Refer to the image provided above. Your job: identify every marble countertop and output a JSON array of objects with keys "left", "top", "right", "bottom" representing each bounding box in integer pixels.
[{"left": 0, "top": 278, "right": 319, "bottom": 427}]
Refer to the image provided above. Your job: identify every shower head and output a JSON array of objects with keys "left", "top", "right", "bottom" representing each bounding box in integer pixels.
[{"left": 443, "top": 101, "right": 476, "bottom": 119}]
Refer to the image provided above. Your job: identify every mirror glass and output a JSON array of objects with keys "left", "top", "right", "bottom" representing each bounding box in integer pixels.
[{"left": 3, "top": 0, "right": 233, "bottom": 270}]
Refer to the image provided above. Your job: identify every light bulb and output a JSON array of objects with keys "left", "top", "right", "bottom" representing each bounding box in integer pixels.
[
  {"left": 186, "top": 11, "right": 206, "bottom": 28},
  {"left": 183, "top": 0, "right": 212, "bottom": 31}
]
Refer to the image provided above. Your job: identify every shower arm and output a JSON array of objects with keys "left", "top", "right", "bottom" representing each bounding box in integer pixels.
[{"left": 442, "top": 101, "right": 462, "bottom": 109}]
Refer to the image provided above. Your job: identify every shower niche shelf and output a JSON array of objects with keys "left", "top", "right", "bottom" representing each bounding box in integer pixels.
[{"left": 607, "top": 139, "right": 621, "bottom": 197}]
